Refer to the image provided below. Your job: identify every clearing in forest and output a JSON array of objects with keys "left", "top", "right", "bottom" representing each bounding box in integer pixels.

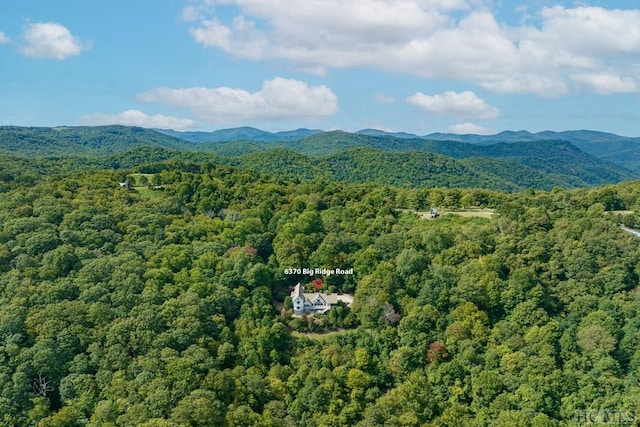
[{"left": 398, "top": 208, "right": 495, "bottom": 219}]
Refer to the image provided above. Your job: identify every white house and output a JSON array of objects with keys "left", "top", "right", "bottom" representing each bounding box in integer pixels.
[{"left": 290, "top": 283, "right": 353, "bottom": 315}]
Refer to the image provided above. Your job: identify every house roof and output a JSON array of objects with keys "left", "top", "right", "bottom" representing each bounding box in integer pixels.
[
  {"left": 291, "top": 283, "right": 304, "bottom": 299},
  {"left": 305, "top": 293, "right": 325, "bottom": 304},
  {"left": 290, "top": 283, "right": 353, "bottom": 307},
  {"left": 304, "top": 292, "right": 352, "bottom": 306}
]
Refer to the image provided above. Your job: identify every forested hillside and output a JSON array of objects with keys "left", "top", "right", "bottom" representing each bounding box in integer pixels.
[
  {"left": 231, "top": 148, "right": 516, "bottom": 190},
  {"left": 0, "top": 146, "right": 596, "bottom": 193},
  {"left": 273, "top": 133, "right": 634, "bottom": 186},
  {"left": 231, "top": 146, "right": 600, "bottom": 191},
  {"left": 0, "top": 126, "right": 195, "bottom": 157},
  {"left": 0, "top": 126, "right": 635, "bottom": 189},
  {"left": 424, "top": 130, "right": 640, "bottom": 172},
  {"left": 1, "top": 158, "right": 640, "bottom": 425},
  {"left": 169, "top": 126, "right": 640, "bottom": 173}
]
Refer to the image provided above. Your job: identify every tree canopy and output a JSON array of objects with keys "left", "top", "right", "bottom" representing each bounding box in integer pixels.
[{"left": 1, "top": 153, "right": 640, "bottom": 425}]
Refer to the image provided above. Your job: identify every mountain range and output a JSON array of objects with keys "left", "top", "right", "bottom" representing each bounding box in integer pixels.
[
  {"left": 1, "top": 125, "right": 638, "bottom": 191},
  {"left": 159, "top": 127, "right": 323, "bottom": 143},
  {"left": 157, "top": 127, "right": 640, "bottom": 171}
]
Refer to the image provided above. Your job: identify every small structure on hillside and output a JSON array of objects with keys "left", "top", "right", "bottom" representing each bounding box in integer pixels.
[
  {"left": 429, "top": 207, "right": 440, "bottom": 218},
  {"left": 290, "top": 283, "right": 353, "bottom": 315},
  {"left": 119, "top": 181, "right": 131, "bottom": 189}
]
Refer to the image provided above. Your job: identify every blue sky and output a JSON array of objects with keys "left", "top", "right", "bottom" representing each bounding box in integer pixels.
[{"left": 1, "top": 0, "right": 639, "bottom": 135}]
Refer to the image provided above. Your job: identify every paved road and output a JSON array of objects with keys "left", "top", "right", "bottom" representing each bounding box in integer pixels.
[{"left": 620, "top": 224, "right": 640, "bottom": 238}]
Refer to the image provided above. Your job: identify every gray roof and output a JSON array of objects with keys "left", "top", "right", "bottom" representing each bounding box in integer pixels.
[
  {"left": 291, "top": 283, "right": 304, "bottom": 299},
  {"left": 304, "top": 292, "right": 353, "bottom": 306},
  {"left": 290, "top": 283, "right": 353, "bottom": 307}
]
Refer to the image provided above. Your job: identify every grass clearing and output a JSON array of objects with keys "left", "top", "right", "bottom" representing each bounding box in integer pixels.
[
  {"left": 398, "top": 208, "right": 495, "bottom": 220},
  {"left": 445, "top": 209, "right": 495, "bottom": 219},
  {"left": 125, "top": 173, "right": 169, "bottom": 202},
  {"left": 133, "top": 186, "right": 165, "bottom": 201},
  {"left": 291, "top": 328, "right": 353, "bottom": 341}
]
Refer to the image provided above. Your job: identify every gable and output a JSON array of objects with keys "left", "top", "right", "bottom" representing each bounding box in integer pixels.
[{"left": 312, "top": 295, "right": 326, "bottom": 305}]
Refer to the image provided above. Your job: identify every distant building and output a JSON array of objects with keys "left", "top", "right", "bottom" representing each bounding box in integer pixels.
[
  {"left": 290, "top": 283, "right": 353, "bottom": 315},
  {"left": 429, "top": 207, "right": 439, "bottom": 218},
  {"left": 119, "top": 181, "right": 131, "bottom": 189}
]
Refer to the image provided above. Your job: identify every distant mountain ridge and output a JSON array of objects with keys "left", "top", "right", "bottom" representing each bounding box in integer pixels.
[
  {"left": 158, "top": 126, "right": 323, "bottom": 143},
  {"left": 357, "top": 128, "right": 640, "bottom": 171},
  {"left": 184, "top": 129, "right": 634, "bottom": 186},
  {"left": 0, "top": 125, "right": 637, "bottom": 191},
  {"left": 162, "top": 127, "right": 640, "bottom": 172}
]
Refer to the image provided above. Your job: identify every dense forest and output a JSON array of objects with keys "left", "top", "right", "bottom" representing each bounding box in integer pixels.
[
  {"left": 0, "top": 125, "right": 636, "bottom": 192},
  {"left": 161, "top": 127, "right": 640, "bottom": 173},
  {"left": 1, "top": 147, "right": 640, "bottom": 425}
]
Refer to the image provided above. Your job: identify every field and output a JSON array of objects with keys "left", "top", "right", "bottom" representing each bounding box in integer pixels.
[
  {"left": 398, "top": 208, "right": 495, "bottom": 219},
  {"left": 291, "top": 328, "right": 353, "bottom": 341},
  {"left": 445, "top": 209, "right": 495, "bottom": 219},
  {"left": 128, "top": 173, "right": 166, "bottom": 201}
]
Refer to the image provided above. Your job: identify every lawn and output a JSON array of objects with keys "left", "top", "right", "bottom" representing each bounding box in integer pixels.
[
  {"left": 398, "top": 208, "right": 495, "bottom": 220},
  {"left": 291, "top": 328, "right": 354, "bottom": 341},
  {"left": 445, "top": 209, "right": 495, "bottom": 219}
]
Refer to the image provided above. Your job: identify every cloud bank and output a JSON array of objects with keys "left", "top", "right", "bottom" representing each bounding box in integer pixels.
[
  {"left": 183, "top": 2, "right": 640, "bottom": 96},
  {"left": 81, "top": 110, "right": 197, "bottom": 130},
  {"left": 407, "top": 91, "right": 499, "bottom": 120},
  {"left": 137, "top": 77, "right": 338, "bottom": 124}
]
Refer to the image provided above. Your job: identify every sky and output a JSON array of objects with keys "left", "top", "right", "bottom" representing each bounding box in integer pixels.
[{"left": 1, "top": 0, "right": 639, "bottom": 136}]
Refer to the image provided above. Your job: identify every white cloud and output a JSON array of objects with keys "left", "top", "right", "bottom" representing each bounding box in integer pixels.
[
  {"left": 20, "top": 22, "right": 91, "bottom": 60},
  {"left": 449, "top": 122, "right": 495, "bottom": 135},
  {"left": 407, "top": 90, "right": 499, "bottom": 120},
  {"left": 184, "top": 2, "right": 640, "bottom": 95},
  {"left": 189, "top": 15, "right": 268, "bottom": 60},
  {"left": 137, "top": 77, "right": 338, "bottom": 124},
  {"left": 570, "top": 72, "right": 638, "bottom": 94},
  {"left": 81, "top": 110, "right": 197, "bottom": 130},
  {"left": 533, "top": 6, "right": 640, "bottom": 56},
  {"left": 0, "top": 32, "right": 10, "bottom": 44}
]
